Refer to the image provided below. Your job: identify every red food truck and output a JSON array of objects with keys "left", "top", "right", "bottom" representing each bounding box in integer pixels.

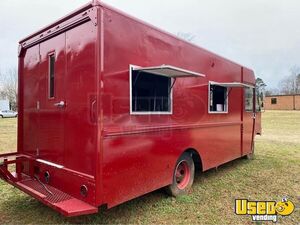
[{"left": 0, "top": 0, "right": 262, "bottom": 217}]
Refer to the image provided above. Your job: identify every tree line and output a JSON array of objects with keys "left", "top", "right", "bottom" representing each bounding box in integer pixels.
[
  {"left": 0, "top": 67, "right": 18, "bottom": 111},
  {"left": 264, "top": 66, "right": 300, "bottom": 96}
]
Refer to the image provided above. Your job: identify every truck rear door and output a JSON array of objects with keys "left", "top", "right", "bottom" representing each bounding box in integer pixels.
[
  {"left": 22, "top": 21, "right": 98, "bottom": 176},
  {"left": 38, "top": 33, "right": 66, "bottom": 164}
]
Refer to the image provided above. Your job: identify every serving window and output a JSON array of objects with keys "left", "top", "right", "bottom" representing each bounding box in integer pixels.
[
  {"left": 130, "top": 65, "right": 205, "bottom": 115},
  {"left": 209, "top": 83, "right": 228, "bottom": 113},
  {"left": 131, "top": 70, "right": 172, "bottom": 113},
  {"left": 208, "top": 81, "right": 255, "bottom": 114}
]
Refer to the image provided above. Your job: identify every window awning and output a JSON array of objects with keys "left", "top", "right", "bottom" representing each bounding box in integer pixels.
[
  {"left": 133, "top": 65, "right": 205, "bottom": 78},
  {"left": 210, "top": 81, "right": 255, "bottom": 88}
]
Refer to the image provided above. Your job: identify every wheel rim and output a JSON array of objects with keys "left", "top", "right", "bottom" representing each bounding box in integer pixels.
[{"left": 175, "top": 160, "right": 190, "bottom": 190}]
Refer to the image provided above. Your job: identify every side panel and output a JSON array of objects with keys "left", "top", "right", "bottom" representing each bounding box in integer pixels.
[
  {"left": 102, "top": 125, "right": 241, "bottom": 207},
  {"left": 101, "top": 8, "right": 244, "bottom": 207},
  {"left": 64, "top": 21, "right": 98, "bottom": 175}
]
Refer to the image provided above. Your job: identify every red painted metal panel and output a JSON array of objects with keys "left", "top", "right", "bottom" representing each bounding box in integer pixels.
[
  {"left": 38, "top": 33, "right": 66, "bottom": 164},
  {"left": 64, "top": 21, "right": 98, "bottom": 176},
  {"left": 22, "top": 45, "right": 40, "bottom": 156},
  {"left": 100, "top": 7, "right": 249, "bottom": 208}
]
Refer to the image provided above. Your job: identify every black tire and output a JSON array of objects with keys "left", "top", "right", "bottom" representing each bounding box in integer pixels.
[
  {"left": 0, "top": 115, "right": 3, "bottom": 118},
  {"left": 165, "top": 152, "right": 195, "bottom": 197}
]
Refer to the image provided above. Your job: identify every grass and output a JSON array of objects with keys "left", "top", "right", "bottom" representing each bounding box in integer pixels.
[{"left": 0, "top": 111, "right": 299, "bottom": 224}]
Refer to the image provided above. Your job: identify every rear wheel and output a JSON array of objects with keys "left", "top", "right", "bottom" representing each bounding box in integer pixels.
[{"left": 166, "top": 152, "right": 195, "bottom": 197}]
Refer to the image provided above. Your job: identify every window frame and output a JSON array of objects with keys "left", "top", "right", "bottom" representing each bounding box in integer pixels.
[
  {"left": 245, "top": 87, "right": 255, "bottom": 112},
  {"left": 208, "top": 81, "right": 229, "bottom": 114},
  {"left": 48, "top": 52, "right": 56, "bottom": 99},
  {"left": 129, "top": 64, "right": 173, "bottom": 115},
  {"left": 271, "top": 98, "right": 277, "bottom": 105}
]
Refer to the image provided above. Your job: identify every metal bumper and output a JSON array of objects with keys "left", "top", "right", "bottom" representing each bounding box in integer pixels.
[{"left": 0, "top": 152, "right": 98, "bottom": 217}]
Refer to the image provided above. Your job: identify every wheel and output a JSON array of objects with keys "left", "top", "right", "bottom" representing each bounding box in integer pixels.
[
  {"left": 166, "top": 152, "right": 195, "bottom": 197},
  {"left": 0, "top": 115, "right": 3, "bottom": 118}
]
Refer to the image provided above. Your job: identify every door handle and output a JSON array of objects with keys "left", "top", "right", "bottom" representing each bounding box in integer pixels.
[
  {"left": 54, "top": 101, "right": 66, "bottom": 108},
  {"left": 90, "top": 99, "right": 97, "bottom": 123}
]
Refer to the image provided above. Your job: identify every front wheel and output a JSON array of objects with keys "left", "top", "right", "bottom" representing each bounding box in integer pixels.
[{"left": 165, "top": 152, "right": 195, "bottom": 197}]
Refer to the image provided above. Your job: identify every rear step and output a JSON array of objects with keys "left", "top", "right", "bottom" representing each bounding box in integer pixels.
[
  {"left": 0, "top": 153, "right": 98, "bottom": 217},
  {"left": 15, "top": 177, "right": 98, "bottom": 217}
]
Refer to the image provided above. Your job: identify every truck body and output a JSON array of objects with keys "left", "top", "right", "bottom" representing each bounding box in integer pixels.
[{"left": 0, "top": 1, "right": 261, "bottom": 216}]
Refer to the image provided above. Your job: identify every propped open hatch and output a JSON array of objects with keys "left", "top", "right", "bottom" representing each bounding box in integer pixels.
[
  {"left": 209, "top": 81, "right": 255, "bottom": 88},
  {"left": 133, "top": 65, "right": 205, "bottom": 78}
]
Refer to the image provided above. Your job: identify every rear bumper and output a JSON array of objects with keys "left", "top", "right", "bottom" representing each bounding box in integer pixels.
[{"left": 0, "top": 152, "right": 98, "bottom": 217}]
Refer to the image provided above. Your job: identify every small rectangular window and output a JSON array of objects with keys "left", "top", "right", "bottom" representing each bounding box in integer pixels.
[
  {"left": 49, "top": 54, "right": 55, "bottom": 98},
  {"left": 245, "top": 87, "right": 254, "bottom": 112},
  {"left": 131, "top": 67, "right": 172, "bottom": 114},
  {"left": 271, "top": 98, "right": 277, "bottom": 105},
  {"left": 209, "top": 84, "right": 228, "bottom": 113}
]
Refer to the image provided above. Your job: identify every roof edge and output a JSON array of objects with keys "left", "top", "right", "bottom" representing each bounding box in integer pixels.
[
  {"left": 19, "top": 1, "right": 99, "bottom": 44},
  {"left": 18, "top": 0, "right": 255, "bottom": 74}
]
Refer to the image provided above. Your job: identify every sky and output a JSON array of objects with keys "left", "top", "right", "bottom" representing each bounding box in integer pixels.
[{"left": 0, "top": 0, "right": 300, "bottom": 88}]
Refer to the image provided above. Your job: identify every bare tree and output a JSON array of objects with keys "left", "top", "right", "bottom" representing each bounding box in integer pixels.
[
  {"left": 279, "top": 66, "right": 300, "bottom": 95},
  {"left": 177, "top": 32, "right": 196, "bottom": 43},
  {"left": 256, "top": 77, "right": 267, "bottom": 92},
  {"left": 265, "top": 88, "right": 280, "bottom": 96},
  {"left": 0, "top": 67, "right": 18, "bottom": 110},
  {"left": 0, "top": 70, "right": 4, "bottom": 99}
]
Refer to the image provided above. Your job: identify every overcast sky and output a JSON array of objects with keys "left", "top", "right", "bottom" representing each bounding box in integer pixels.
[{"left": 1, "top": 0, "right": 300, "bottom": 88}]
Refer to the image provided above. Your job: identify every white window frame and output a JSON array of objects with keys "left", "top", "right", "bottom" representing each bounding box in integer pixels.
[
  {"left": 208, "top": 81, "right": 229, "bottom": 114},
  {"left": 129, "top": 64, "right": 173, "bottom": 115}
]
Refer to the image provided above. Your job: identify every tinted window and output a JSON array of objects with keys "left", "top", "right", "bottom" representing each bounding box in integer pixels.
[{"left": 49, "top": 54, "right": 55, "bottom": 98}]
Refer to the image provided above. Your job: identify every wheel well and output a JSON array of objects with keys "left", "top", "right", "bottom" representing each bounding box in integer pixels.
[{"left": 184, "top": 148, "right": 203, "bottom": 172}]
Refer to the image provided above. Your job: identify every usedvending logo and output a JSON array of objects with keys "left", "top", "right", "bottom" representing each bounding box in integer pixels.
[{"left": 235, "top": 198, "right": 295, "bottom": 222}]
